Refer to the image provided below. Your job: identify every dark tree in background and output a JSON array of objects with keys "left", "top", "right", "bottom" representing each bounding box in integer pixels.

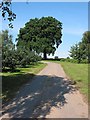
[{"left": 17, "top": 16, "right": 62, "bottom": 59}]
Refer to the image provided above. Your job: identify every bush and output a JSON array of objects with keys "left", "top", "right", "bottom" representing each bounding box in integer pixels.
[
  {"left": 16, "top": 47, "right": 42, "bottom": 67},
  {"left": 60, "top": 58, "right": 66, "bottom": 62},
  {"left": 2, "top": 47, "right": 17, "bottom": 70},
  {"left": 60, "top": 58, "right": 78, "bottom": 63},
  {"left": 2, "top": 46, "right": 42, "bottom": 69},
  {"left": 70, "top": 59, "right": 78, "bottom": 63},
  {"left": 2, "top": 30, "right": 42, "bottom": 70},
  {"left": 81, "top": 59, "right": 88, "bottom": 64}
]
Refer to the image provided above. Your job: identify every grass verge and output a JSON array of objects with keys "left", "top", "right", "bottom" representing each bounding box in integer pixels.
[
  {"left": 59, "top": 61, "right": 88, "bottom": 101},
  {"left": 2, "top": 62, "right": 47, "bottom": 104},
  {"left": 60, "top": 62, "right": 88, "bottom": 96}
]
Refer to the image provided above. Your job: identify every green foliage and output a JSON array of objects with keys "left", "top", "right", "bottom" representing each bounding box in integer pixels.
[
  {"left": 69, "top": 43, "right": 81, "bottom": 63},
  {"left": 2, "top": 30, "right": 17, "bottom": 70},
  {"left": 16, "top": 41, "right": 42, "bottom": 67},
  {"left": 60, "top": 58, "right": 78, "bottom": 63},
  {"left": 17, "top": 16, "right": 62, "bottom": 59},
  {"left": 2, "top": 48, "right": 17, "bottom": 70},
  {"left": 1, "top": 0, "right": 16, "bottom": 28},
  {"left": 1, "top": 30, "right": 42, "bottom": 70},
  {"left": 67, "top": 59, "right": 78, "bottom": 63},
  {"left": 16, "top": 47, "right": 41, "bottom": 67},
  {"left": 69, "top": 31, "right": 90, "bottom": 63},
  {"left": 60, "top": 58, "right": 66, "bottom": 62},
  {"left": 80, "top": 59, "right": 88, "bottom": 64}
]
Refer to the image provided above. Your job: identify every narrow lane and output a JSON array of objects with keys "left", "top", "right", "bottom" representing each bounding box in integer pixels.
[{"left": 2, "top": 62, "right": 88, "bottom": 118}]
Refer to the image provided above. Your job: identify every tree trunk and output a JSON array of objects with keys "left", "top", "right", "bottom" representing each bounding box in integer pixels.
[{"left": 43, "top": 52, "right": 47, "bottom": 59}]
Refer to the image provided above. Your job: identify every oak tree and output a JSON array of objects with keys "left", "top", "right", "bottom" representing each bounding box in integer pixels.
[{"left": 17, "top": 17, "right": 62, "bottom": 59}]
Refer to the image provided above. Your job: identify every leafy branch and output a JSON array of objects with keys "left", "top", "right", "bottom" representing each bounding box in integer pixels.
[{"left": 0, "top": 0, "right": 16, "bottom": 28}]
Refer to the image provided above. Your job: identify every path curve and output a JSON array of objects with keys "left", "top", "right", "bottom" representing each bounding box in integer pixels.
[{"left": 1, "top": 62, "right": 88, "bottom": 118}]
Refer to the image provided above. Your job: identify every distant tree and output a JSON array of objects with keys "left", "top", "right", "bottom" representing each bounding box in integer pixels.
[
  {"left": 69, "top": 43, "right": 81, "bottom": 63},
  {"left": 17, "top": 16, "right": 62, "bottom": 59},
  {"left": 55, "top": 56, "right": 58, "bottom": 59}
]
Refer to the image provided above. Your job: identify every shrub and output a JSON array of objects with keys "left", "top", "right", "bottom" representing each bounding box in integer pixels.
[
  {"left": 81, "top": 59, "right": 88, "bottom": 64},
  {"left": 2, "top": 47, "right": 17, "bottom": 70},
  {"left": 16, "top": 47, "right": 42, "bottom": 67},
  {"left": 60, "top": 58, "right": 66, "bottom": 62}
]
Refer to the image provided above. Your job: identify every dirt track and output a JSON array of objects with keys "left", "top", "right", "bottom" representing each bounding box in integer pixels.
[{"left": 1, "top": 62, "right": 88, "bottom": 118}]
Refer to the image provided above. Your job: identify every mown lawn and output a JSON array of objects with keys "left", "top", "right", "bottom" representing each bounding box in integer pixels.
[
  {"left": 60, "top": 62, "right": 88, "bottom": 98},
  {"left": 1, "top": 62, "right": 47, "bottom": 103}
]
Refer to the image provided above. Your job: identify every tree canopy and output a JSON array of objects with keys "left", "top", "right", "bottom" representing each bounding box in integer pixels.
[
  {"left": 17, "top": 16, "right": 62, "bottom": 59},
  {"left": 69, "top": 31, "right": 90, "bottom": 63},
  {"left": 1, "top": 30, "right": 16, "bottom": 69},
  {"left": 1, "top": 30, "right": 41, "bottom": 70}
]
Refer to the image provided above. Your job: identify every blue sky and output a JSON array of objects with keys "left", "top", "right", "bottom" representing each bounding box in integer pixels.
[{"left": 2, "top": 2, "right": 88, "bottom": 58}]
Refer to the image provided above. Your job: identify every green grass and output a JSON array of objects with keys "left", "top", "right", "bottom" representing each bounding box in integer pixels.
[
  {"left": 2, "top": 62, "right": 47, "bottom": 103},
  {"left": 60, "top": 62, "right": 88, "bottom": 95}
]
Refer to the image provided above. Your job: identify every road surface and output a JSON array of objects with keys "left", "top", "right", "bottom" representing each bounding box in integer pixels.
[{"left": 1, "top": 62, "right": 88, "bottom": 118}]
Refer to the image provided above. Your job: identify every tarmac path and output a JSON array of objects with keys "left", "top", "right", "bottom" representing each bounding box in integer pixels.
[{"left": 1, "top": 62, "right": 88, "bottom": 118}]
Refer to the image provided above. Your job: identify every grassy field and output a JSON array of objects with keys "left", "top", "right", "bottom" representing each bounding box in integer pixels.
[{"left": 1, "top": 62, "right": 46, "bottom": 103}]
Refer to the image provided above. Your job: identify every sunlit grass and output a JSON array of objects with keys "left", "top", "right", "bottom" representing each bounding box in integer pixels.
[{"left": 60, "top": 62, "right": 88, "bottom": 94}]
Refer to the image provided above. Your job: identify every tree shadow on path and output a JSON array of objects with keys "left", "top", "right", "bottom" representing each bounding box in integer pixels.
[{"left": 2, "top": 75, "right": 76, "bottom": 118}]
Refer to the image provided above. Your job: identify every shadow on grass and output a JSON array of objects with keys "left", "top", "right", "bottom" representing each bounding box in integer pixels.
[
  {"left": 2, "top": 75, "right": 76, "bottom": 118},
  {"left": 2, "top": 73, "right": 35, "bottom": 104},
  {"left": 2, "top": 62, "right": 43, "bottom": 73},
  {"left": 2, "top": 68, "right": 21, "bottom": 73}
]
